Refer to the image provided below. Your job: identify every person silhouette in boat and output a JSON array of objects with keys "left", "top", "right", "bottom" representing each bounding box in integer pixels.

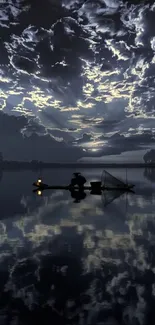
[{"left": 70, "top": 172, "right": 86, "bottom": 189}]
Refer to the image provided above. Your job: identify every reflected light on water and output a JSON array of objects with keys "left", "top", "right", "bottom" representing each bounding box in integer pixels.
[
  {"left": 37, "top": 190, "right": 42, "bottom": 196},
  {"left": 0, "top": 168, "right": 154, "bottom": 325}
]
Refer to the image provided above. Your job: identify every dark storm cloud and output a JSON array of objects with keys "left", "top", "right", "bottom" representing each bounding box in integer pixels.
[
  {"left": 0, "top": 112, "right": 83, "bottom": 162},
  {"left": 108, "top": 131, "right": 155, "bottom": 152},
  {"left": 72, "top": 132, "right": 93, "bottom": 144},
  {"left": 22, "top": 117, "right": 47, "bottom": 136},
  {"left": 101, "top": 131, "right": 155, "bottom": 155},
  {"left": 72, "top": 128, "right": 155, "bottom": 157},
  {"left": 96, "top": 119, "right": 122, "bottom": 131},
  {"left": 11, "top": 55, "right": 37, "bottom": 74},
  {"left": 1, "top": 0, "right": 155, "bottom": 159}
]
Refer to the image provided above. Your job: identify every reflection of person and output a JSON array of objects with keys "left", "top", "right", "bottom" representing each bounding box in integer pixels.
[
  {"left": 69, "top": 189, "right": 86, "bottom": 203},
  {"left": 70, "top": 172, "right": 86, "bottom": 189}
]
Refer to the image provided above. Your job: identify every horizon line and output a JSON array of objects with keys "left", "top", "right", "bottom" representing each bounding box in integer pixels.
[{"left": 0, "top": 161, "right": 155, "bottom": 168}]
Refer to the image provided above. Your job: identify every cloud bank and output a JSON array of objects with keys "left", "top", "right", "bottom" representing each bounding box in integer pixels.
[{"left": 1, "top": 0, "right": 155, "bottom": 159}]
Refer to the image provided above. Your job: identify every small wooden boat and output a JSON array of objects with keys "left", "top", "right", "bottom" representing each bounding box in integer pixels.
[
  {"left": 32, "top": 170, "right": 135, "bottom": 193},
  {"left": 33, "top": 171, "right": 135, "bottom": 207},
  {"left": 33, "top": 182, "right": 134, "bottom": 191}
]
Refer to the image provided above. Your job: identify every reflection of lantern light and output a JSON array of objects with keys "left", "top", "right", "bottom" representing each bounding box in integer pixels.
[{"left": 37, "top": 190, "right": 42, "bottom": 196}]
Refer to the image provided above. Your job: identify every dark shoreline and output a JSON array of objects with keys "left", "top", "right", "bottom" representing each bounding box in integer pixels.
[
  {"left": 33, "top": 163, "right": 155, "bottom": 168},
  {"left": 1, "top": 162, "right": 155, "bottom": 170}
]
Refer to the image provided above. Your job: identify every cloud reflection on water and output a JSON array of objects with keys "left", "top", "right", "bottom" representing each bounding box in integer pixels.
[{"left": 0, "top": 168, "right": 154, "bottom": 324}]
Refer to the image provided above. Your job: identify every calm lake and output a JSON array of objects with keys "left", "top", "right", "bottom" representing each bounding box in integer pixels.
[{"left": 0, "top": 167, "right": 155, "bottom": 325}]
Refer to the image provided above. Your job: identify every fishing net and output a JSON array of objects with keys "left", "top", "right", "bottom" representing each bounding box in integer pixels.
[
  {"left": 102, "top": 190, "right": 125, "bottom": 207},
  {"left": 101, "top": 170, "right": 126, "bottom": 188}
]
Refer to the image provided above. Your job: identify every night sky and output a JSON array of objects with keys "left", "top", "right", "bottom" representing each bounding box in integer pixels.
[{"left": 1, "top": 0, "right": 155, "bottom": 162}]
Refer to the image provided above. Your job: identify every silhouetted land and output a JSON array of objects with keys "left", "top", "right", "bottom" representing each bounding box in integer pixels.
[{"left": 1, "top": 161, "right": 155, "bottom": 170}]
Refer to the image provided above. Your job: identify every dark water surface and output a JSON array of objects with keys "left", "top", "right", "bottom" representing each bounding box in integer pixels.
[{"left": 0, "top": 168, "right": 155, "bottom": 325}]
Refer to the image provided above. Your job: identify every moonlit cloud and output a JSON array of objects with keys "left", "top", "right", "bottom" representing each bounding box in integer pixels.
[{"left": 1, "top": 0, "right": 155, "bottom": 160}]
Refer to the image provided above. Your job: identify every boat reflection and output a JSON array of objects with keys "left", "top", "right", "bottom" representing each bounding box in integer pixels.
[
  {"left": 69, "top": 188, "right": 87, "bottom": 203},
  {"left": 33, "top": 186, "right": 133, "bottom": 208},
  {"left": 33, "top": 170, "right": 135, "bottom": 207}
]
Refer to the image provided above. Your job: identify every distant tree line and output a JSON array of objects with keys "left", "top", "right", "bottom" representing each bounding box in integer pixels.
[
  {"left": 0, "top": 150, "right": 155, "bottom": 166},
  {"left": 143, "top": 150, "right": 155, "bottom": 163}
]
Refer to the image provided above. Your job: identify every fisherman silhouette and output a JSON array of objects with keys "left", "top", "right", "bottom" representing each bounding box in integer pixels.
[
  {"left": 70, "top": 172, "right": 86, "bottom": 189},
  {"left": 70, "top": 188, "right": 86, "bottom": 203}
]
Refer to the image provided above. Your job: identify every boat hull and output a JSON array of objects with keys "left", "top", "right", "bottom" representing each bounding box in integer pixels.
[{"left": 33, "top": 182, "right": 134, "bottom": 192}]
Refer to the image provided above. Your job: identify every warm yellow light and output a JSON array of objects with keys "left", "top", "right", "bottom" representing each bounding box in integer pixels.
[
  {"left": 36, "top": 179, "right": 42, "bottom": 186},
  {"left": 37, "top": 190, "right": 42, "bottom": 196}
]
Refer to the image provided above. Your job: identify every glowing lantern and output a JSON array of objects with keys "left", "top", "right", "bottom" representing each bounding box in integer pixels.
[{"left": 36, "top": 179, "right": 42, "bottom": 186}]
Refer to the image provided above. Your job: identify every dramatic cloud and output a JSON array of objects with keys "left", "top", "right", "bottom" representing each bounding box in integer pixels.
[
  {"left": 0, "top": 112, "right": 83, "bottom": 161},
  {"left": 1, "top": 0, "right": 155, "bottom": 160}
]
